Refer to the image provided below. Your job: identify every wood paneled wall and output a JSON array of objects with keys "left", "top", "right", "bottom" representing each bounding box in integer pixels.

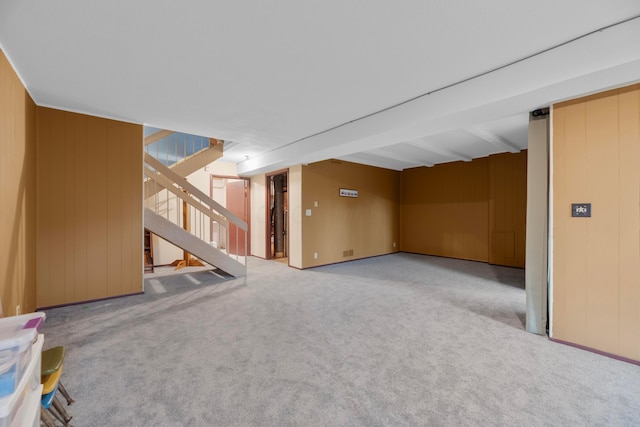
[
  {"left": 400, "top": 152, "right": 527, "bottom": 267},
  {"left": 36, "top": 107, "right": 143, "bottom": 307},
  {"left": 489, "top": 152, "right": 527, "bottom": 267},
  {"left": 401, "top": 159, "right": 490, "bottom": 262},
  {"left": 552, "top": 84, "right": 640, "bottom": 360},
  {"left": 0, "top": 50, "right": 37, "bottom": 316},
  {"left": 301, "top": 160, "right": 400, "bottom": 268}
]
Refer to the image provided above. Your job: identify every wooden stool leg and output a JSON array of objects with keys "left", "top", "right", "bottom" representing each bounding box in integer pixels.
[
  {"left": 52, "top": 395, "right": 73, "bottom": 425},
  {"left": 41, "top": 409, "right": 57, "bottom": 427},
  {"left": 59, "top": 381, "right": 75, "bottom": 405},
  {"left": 48, "top": 406, "right": 68, "bottom": 426}
]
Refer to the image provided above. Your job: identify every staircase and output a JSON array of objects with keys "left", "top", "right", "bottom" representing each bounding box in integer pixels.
[
  {"left": 143, "top": 130, "right": 247, "bottom": 277},
  {"left": 144, "top": 129, "right": 224, "bottom": 198}
]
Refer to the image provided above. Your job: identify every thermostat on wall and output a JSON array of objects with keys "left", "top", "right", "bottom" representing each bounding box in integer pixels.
[{"left": 339, "top": 188, "right": 358, "bottom": 198}]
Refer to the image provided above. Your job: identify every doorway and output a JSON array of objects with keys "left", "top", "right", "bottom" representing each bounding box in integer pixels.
[
  {"left": 210, "top": 176, "right": 250, "bottom": 257},
  {"left": 266, "top": 171, "right": 288, "bottom": 261}
]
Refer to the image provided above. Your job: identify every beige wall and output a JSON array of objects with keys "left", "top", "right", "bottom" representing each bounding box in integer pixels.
[
  {"left": 0, "top": 50, "right": 37, "bottom": 316},
  {"left": 250, "top": 173, "right": 267, "bottom": 259},
  {"left": 400, "top": 152, "right": 527, "bottom": 267},
  {"left": 288, "top": 165, "right": 303, "bottom": 268},
  {"left": 551, "top": 84, "right": 640, "bottom": 361},
  {"left": 301, "top": 160, "right": 400, "bottom": 268},
  {"left": 36, "top": 107, "right": 143, "bottom": 307}
]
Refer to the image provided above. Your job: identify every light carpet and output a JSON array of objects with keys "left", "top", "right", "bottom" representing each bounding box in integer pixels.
[{"left": 41, "top": 253, "right": 640, "bottom": 426}]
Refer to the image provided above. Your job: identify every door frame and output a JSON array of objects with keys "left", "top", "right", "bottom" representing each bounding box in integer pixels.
[
  {"left": 265, "top": 169, "right": 289, "bottom": 261},
  {"left": 209, "top": 174, "right": 251, "bottom": 256}
]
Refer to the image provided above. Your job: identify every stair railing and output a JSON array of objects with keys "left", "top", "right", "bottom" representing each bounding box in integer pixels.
[
  {"left": 143, "top": 152, "right": 247, "bottom": 273},
  {"left": 144, "top": 130, "right": 217, "bottom": 167}
]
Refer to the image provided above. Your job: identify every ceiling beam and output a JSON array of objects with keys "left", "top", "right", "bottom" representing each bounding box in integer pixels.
[
  {"left": 408, "top": 139, "right": 473, "bottom": 162},
  {"left": 144, "top": 129, "right": 175, "bottom": 146},
  {"left": 369, "top": 147, "right": 434, "bottom": 167},
  {"left": 464, "top": 127, "right": 521, "bottom": 153},
  {"left": 337, "top": 153, "right": 407, "bottom": 171},
  {"left": 237, "top": 20, "right": 640, "bottom": 175}
]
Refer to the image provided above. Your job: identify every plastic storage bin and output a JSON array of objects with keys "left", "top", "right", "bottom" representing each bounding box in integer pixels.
[
  {"left": 9, "top": 384, "right": 42, "bottom": 427},
  {"left": 0, "top": 313, "right": 46, "bottom": 335},
  {"left": 0, "top": 329, "right": 36, "bottom": 398},
  {"left": 0, "top": 334, "right": 42, "bottom": 427},
  {"left": 0, "top": 313, "right": 44, "bottom": 400}
]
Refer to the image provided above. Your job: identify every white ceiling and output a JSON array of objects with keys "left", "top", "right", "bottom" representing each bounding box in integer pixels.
[{"left": 1, "top": 1, "right": 639, "bottom": 176}]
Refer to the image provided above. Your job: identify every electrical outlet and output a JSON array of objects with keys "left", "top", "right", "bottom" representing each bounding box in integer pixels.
[
  {"left": 313, "top": 252, "right": 318, "bottom": 259},
  {"left": 16, "top": 305, "right": 20, "bottom": 315},
  {"left": 393, "top": 242, "right": 396, "bottom": 248}
]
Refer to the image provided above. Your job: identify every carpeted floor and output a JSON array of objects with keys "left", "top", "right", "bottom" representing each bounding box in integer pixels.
[{"left": 41, "top": 253, "right": 640, "bottom": 426}]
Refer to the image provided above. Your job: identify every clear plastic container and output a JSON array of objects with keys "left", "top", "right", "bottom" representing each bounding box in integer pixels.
[
  {"left": 0, "top": 313, "right": 46, "bottom": 335},
  {"left": 0, "top": 334, "right": 42, "bottom": 427},
  {"left": 0, "top": 329, "right": 36, "bottom": 398},
  {"left": 8, "top": 384, "right": 42, "bottom": 427}
]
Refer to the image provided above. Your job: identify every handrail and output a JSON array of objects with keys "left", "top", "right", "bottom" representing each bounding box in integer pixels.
[
  {"left": 144, "top": 153, "right": 247, "bottom": 231},
  {"left": 143, "top": 138, "right": 246, "bottom": 277},
  {"left": 143, "top": 165, "right": 229, "bottom": 228},
  {"left": 144, "top": 129, "right": 176, "bottom": 146},
  {"left": 144, "top": 132, "right": 212, "bottom": 165}
]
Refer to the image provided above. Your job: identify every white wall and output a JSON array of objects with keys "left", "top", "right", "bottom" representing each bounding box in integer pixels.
[
  {"left": 525, "top": 114, "right": 549, "bottom": 335},
  {"left": 288, "top": 165, "right": 302, "bottom": 268},
  {"left": 250, "top": 174, "right": 267, "bottom": 259}
]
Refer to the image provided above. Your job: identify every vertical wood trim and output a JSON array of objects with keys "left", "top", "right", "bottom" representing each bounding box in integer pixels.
[
  {"left": 49, "top": 110, "right": 66, "bottom": 306},
  {"left": 125, "top": 123, "right": 143, "bottom": 294},
  {"left": 617, "top": 88, "right": 640, "bottom": 359},
  {"left": 36, "top": 108, "right": 51, "bottom": 308},
  {"left": 73, "top": 113, "right": 88, "bottom": 302},
  {"left": 106, "top": 121, "right": 123, "bottom": 297},
  {"left": 91, "top": 115, "right": 109, "bottom": 300},
  {"left": 584, "top": 93, "right": 619, "bottom": 352},
  {"left": 63, "top": 113, "right": 75, "bottom": 303}
]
